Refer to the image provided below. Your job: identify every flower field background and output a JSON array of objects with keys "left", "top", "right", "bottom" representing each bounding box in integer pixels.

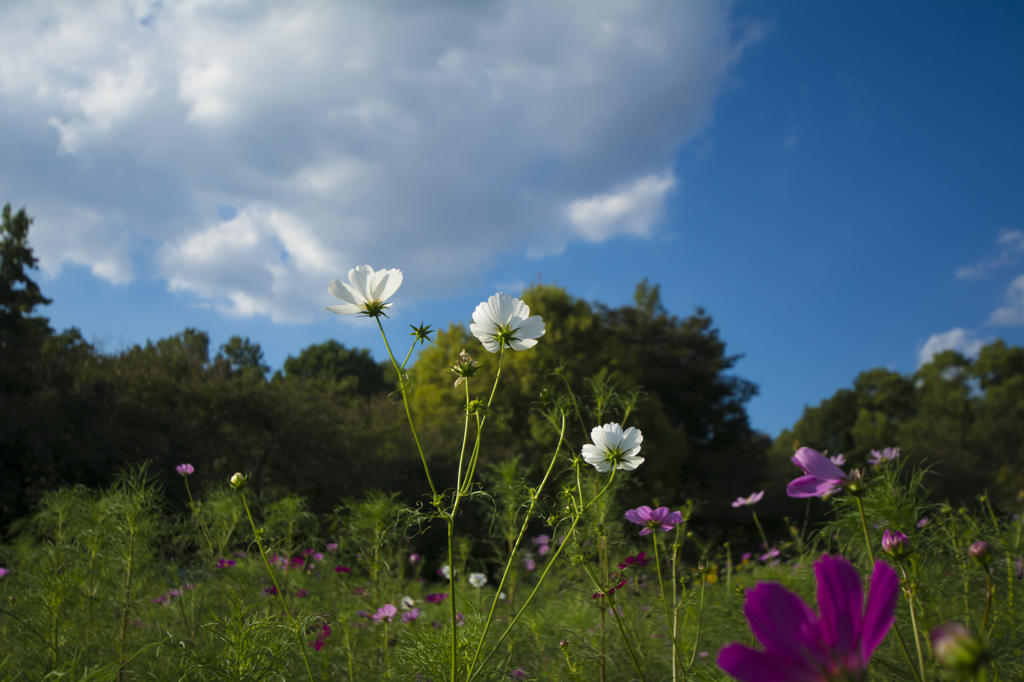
[{"left": 2, "top": 207, "right": 1024, "bottom": 680}]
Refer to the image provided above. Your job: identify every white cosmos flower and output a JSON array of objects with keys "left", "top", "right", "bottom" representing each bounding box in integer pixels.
[
  {"left": 469, "top": 292, "right": 545, "bottom": 353},
  {"left": 400, "top": 596, "right": 416, "bottom": 610},
  {"left": 581, "top": 423, "right": 644, "bottom": 473},
  {"left": 326, "top": 265, "right": 403, "bottom": 317},
  {"left": 468, "top": 572, "right": 488, "bottom": 588}
]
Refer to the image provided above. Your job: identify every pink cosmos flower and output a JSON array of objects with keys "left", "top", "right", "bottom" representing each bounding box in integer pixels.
[
  {"left": 0, "top": 567, "right": 8, "bottom": 578},
  {"left": 309, "top": 623, "right": 331, "bottom": 651},
  {"left": 425, "top": 593, "right": 449, "bottom": 604},
  {"left": 868, "top": 447, "right": 900, "bottom": 466},
  {"left": 717, "top": 554, "right": 899, "bottom": 682},
  {"left": 402, "top": 608, "right": 421, "bottom": 623},
  {"left": 624, "top": 506, "right": 684, "bottom": 535},
  {"left": 263, "top": 586, "right": 279, "bottom": 596},
  {"left": 917, "top": 517, "right": 929, "bottom": 529},
  {"left": 830, "top": 454, "right": 846, "bottom": 466},
  {"left": 408, "top": 553, "right": 422, "bottom": 565},
  {"left": 326, "top": 543, "right": 338, "bottom": 552},
  {"left": 175, "top": 463, "right": 194, "bottom": 476},
  {"left": 372, "top": 604, "right": 398, "bottom": 623},
  {"left": 524, "top": 555, "right": 536, "bottom": 571},
  {"left": 216, "top": 558, "right": 236, "bottom": 568},
  {"left": 618, "top": 552, "right": 652, "bottom": 569},
  {"left": 335, "top": 565, "right": 350, "bottom": 574},
  {"left": 732, "top": 491, "right": 765, "bottom": 508},
  {"left": 759, "top": 548, "right": 780, "bottom": 562},
  {"left": 881, "top": 530, "right": 909, "bottom": 559},
  {"left": 787, "top": 447, "right": 849, "bottom": 498}
]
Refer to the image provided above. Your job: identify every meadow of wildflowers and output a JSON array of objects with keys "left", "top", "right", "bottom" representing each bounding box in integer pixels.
[{"left": 0, "top": 266, "right": 1022, "bottom": 681}]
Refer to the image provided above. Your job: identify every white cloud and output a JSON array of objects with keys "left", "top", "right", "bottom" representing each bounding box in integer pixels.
[
  {"left": 563, "top": 171, "right": 677, "bottom": 243},
  {"left": 956, "top": 229, "right": 1024, "bottom": 280},
  {"left": 918, "top": 328, "right": 984, "bottom": 367},
  {"left": 989, "top": 274, "right": 1024, "bottom": 326},
  {"left": 0, "top": 0, "right": 763, "bottom": 321}
]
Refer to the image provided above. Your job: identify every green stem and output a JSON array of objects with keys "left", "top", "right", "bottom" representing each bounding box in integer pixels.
[
  {"left": 981, "top": 572, "right": 993, "bottom": 634},
  {"left": 454, "top": 379, "right": 473, "bottom": 495},
  {"left": 460, "top": 347, "right": 505, "bottom": 495},
  {"left": 751, "top": 510, "right": 769, "bottom": 553},
  {"left": 652, "top": 534, "right": 683, "bottom": 674},
  {"left": 466, "top": 412, "right": 567, "bottom": 677},
  {"left": 686, "top": 570, "right": 706, "bottom": 671},
  {"left": 376, "top": 317, "right": 438, "bottom": 498},
  {"left": 183, "top": 477, "right": 214, "bottom": 554},
  {"left": 899, "top": 561, "right": 927, "bottom": 682},
  {"left": 241, "top": 491, "right": 314, "bottom": 682},
  {"left": 578, "top": 552, "right": 647, "bottom": 682},
  {"left": 855, "top": 496, "right": 876, "bottom": 565},
  {"left": 893, "top": 623, "right": 923, "bottom": 682},
  {"left": 448, "top": 520, "right": 458, "bottom": 682},
  {"left": 468, "top": 468, "right": 618, "bottom": 681}
]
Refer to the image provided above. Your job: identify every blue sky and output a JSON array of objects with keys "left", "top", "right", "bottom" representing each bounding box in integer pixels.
[{"left": 2, "top": 1, "right": 1022, "bottom": 436}]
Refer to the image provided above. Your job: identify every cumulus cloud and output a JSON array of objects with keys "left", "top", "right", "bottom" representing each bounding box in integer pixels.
[
  {"left": 989, "top": 274, "right": 1024, "bottom": 326},
  {"left": 0, "top": 0, "right": 763, "bottom": 320},
  {"left": 918, "top": 328, "right": 984, "bottom": 367},
  {"left": 956, "top": 229, "right": 1024, "bottom": 280}
]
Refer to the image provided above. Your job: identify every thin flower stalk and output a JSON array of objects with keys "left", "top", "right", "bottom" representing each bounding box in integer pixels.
[
  {"left": 651, "top": 531, "right": 685, "bottom": 677},
  {"left": 898, "top": 560, "right": 927, "bottom": 681},
  {"left": 240, "top": 490, "right": 315, "bottom": 682},
  {"left": 466, "top": 411, "right": 567, "bottom": 678},
  {"left": 375, "top": 316, "right": 438, "bottom": 499},
  {"left": 855, "top": 496, "right": 876, "bottom": 565},
  {"left": 981, "top": 571, "right": 994, "bottom": 634},
  {"left": 577, "top": 546, "right": 648, "bottom": 682},
  {"left": 686, "top": 567, "right": 707, "bottom": 673},
  {"left": 468, "top": 468, "right": 619, "bottom": 682},
  {"left": 750, "top": 510, "right": 770, "bottom": 553}
]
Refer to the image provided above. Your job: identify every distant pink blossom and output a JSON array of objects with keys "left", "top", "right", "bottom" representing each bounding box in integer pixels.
[
  {"left": 618, "top": 552, "right": 652, "bottom": 569},
  {"left": 313, "top": 553, "right": 324, "bottom": 563},
  {"left": 917, "top": 517, "right": 930, "bottom": 529},
  {"left": 524, "top": 555, "right": 537, "bottom": 571},
  {"left": 0, "top": 567, "right": 8, "bottom": 578},
  {"left": 263, "top": 586, "right": 278, "bottom": 596},
  {"left": 296, "top": 589, "right": 309, "bottom": 598},
  {"left": 402, "top": 608, "right": 421, "bottom": 623},
  {"left": 732, "top": 491, "right": 765, "bottom": 508},
  {"left": 425, "top": 593, "right": 449, "bottom": 604},
  {"left": 830, "top": 454, "right": 846, "bottom": 466},
  {"left": 309, "top": 623, "right": 331, "bottom": 651},
  {"left": 759, "top": 548, "right": 780, "bottom": 562},
  {"left": 175, "top": 463, "right": 194, "bottom": 476},
  {"left": 408, "top": 553, "right": 422, "bottom": 565},
  {"left": 718, "top": 555, "right": 898, "bottom": 682},
  {"left": 624, "top": 506, "right": 684, "bottom": 535},
  {"left": 326, "top": 543, "right": 338, "bottom": 552},
  {"left": 868, "top": 447, "right": 901, "bottom": 466},
  {"left": 372, "top": 604, "right": 398, "bottom": 623},
  {"left": 216, "top": 558, "right": 236, "bottom": 568},
  {"left": 787, "top": 447, "right": 848, "bottom": 498},
  {"left": 335, "top": 566, "right": 350, "bottom": 574}
]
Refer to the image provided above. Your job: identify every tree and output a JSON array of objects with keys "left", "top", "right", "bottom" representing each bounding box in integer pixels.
[
  {"left": 219, "top": 335, "right": 270, "bottom": 377},
  {"left": 281, "top": 340, "right": 391, "bottom": 396}
]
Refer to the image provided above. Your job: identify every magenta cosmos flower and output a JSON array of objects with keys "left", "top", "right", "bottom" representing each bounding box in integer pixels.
[
  {"left": 625, "top": 506, "right": 684, "bottom": 535},
  {"left": 718, "top": 554, "right": 899, "bottom": 682},
  {"left": 175, "top": 463, "right": 194, "bottom": 476},
  {"left": 372, "top": 604, "right": 398, "bottom": 623},
  {"left": 732, "top": 491, "right": 765, "bottom": 508},
  {"left": 787, "top": 447, "right": 849, "bottom": 498},
  {"left": 868, "top": 447, "right": 900, "bottom": 466}
]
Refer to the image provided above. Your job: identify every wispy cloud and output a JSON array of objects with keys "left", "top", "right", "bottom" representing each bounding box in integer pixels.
[
  {"left": 956, "top": 229, "right": 1024, "bottom": 279},
  {"left": 0, "top": 1, "right": 764, "bottom": 322},
  {"left": 989, "top": 274, "right": 1024, "bottom": 326},
  {"left": 918, "top": 327, "right": 984, "bottom": 367}
]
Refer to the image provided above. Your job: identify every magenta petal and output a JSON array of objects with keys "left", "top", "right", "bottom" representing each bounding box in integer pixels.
[
  {"left": 625, "top": 506, "right": 653, "bottom": 525},
  {"left": 860, "top": 560, "right": 899, "bottom": 662},
  {"left": 664, "top": 511, "right": 684, "bottom": 525},
  {"left": 638, "top": 527, "right": 653, "bottom": 536},
  {"left": 744, "top": 583, "right": 828, "bottom": 666},
  {"left": 786, "top": 475, "right": 839, "bottom": 498},
  {"left": 717, "top": 644, "right": 823, "bottom": 682},
  {"left": 792, "top": 447, "right": 847, "bottom": 480},
  {"left": 814, "top": 555, "right": 864, "bottom": 662}
]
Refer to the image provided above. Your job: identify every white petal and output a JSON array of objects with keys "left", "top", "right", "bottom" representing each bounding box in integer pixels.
[
  {"left": 508, "top": 338, "right": 538, "bottom": 351},
  {"left": 617, "top": 455, "right": 645, "bottom": 471},
  {"left": 493, "top": 292, "right": 515, "bottom": 325},
  {"left": 328, "top": 279, "right": 362, "bottom": 306},
  {"left": 511, "top": 297, "right": 530, "bottom": 320},
  {"left": 472, "top": 300, "right": 498, "bottom": 328},
  {"left": 620, "top": 427, "right": 643, "bottom": 451},
  {"left": 348, "top": 265, "right": 374, "bottom": 302},
  {"left": 367, "top": 268, "right": 390, "bottom": 301},
  {"left": 513, "top": 315, "right": 546, "bottom": 341},
  {"left": 378, "top": 269, "right": 403, "bottom": 302},
  {"left": 325, "top": 304, "right": 361, "bottom": 315}
]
